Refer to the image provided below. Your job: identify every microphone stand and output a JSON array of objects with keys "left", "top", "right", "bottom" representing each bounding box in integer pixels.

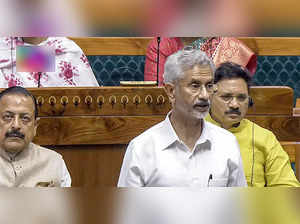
[
  {"left": 156, "top": 37, "right": 161, "bottom": 86},
  {"left": 38, "top": 72, "right": 42, "bottom": 88}
]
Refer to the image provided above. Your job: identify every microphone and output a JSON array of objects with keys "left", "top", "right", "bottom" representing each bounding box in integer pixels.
[
  {"left": 38, "top": 72, "right": 42, "bottom": 88},
  {"left": 156, "top": 37, "right": 161, "bottom": 86},
  {"left": 207, "top": 174, "right": 213, "bottom": 187}
]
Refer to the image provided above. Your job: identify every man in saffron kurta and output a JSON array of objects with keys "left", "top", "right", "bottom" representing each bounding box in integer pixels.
[{"left": 207, "top": 62, "right": 299, "bottom": 187}]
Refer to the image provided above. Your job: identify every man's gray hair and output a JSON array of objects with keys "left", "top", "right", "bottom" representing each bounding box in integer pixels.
[{"left": 163, "top": 49, "right": 215, "bottom": 84}]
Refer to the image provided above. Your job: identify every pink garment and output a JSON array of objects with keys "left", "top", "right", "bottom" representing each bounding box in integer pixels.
[
  {"left": 0, "top": 37, "right": 99, "bottom": 87},
  {"left": 144, "top": 37, "right": 257, "bottom": 85},
  {"left": 144, "top": 37, "right": 182, "bottom": 85}
]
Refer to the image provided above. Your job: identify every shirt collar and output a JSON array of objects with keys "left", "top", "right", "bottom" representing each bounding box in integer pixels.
[
  {"left": 159, "top": 111, "right": 180, "bottom": 151},
  {"left": 159, "top": 111, "right": 211, "bottom": 151}
]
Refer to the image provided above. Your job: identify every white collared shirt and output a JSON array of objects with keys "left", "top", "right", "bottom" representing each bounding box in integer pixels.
[{"left": 118, "top": 113, "right": 247, "bottom": 187}]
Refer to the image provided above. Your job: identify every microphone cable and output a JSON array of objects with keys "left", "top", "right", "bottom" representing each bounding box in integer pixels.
[{"left": 250, "top": 122, "right": 255, "bottom": 186}]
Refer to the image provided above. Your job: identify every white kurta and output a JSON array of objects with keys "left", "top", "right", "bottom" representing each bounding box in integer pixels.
[
  {"left": 0, "top": 37, "right": 99, "bottom": 87},
  {"left": 118, "top": 113, "right": 247, "bottom": 187}
]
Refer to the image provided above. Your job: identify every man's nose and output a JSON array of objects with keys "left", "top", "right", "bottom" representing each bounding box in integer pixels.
[
  {"left": 228, "top": 97, "right": 240, "bottom": 108},
  {"left": 11, "top": 117, "right": 21, "bottom": 129},
  {"left": 198, "top": 86, "right": 209, "bottom": 100}
]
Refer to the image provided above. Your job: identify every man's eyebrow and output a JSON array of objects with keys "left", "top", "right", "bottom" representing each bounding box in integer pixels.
[
  {"left": 2, "top": 111, "right": 32, "bottom": 116},
  {"left": 189, "top": 79, "right": 201, "bottom": 83},
  {"left": 189, "top": 79, "right": 213, "bottom": 84},
  {"left": 20, "top": 113, "right": 33, "bottom": 116},
  {"left": 2, "top": 111, "right": 14, "bottom": 114},
  {"left": 218, "top": 92, "right": 232, "bottom": 95}
]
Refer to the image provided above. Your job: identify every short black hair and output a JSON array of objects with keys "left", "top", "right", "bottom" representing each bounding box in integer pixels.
[
  {"left": 0, "top": 86, "right": 38, "bottom": 118},
  {"left": 214, "top": 62, "right": 253, "bottom": 91}
]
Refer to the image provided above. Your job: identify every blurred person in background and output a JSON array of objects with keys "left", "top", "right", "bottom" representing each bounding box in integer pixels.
[
  {"left": 0, "top": 0, "right": 88, "bottom": 36},
  {"left": 144, "top": 37, "right": 256, "bottom": 85},
  {"left": 207, "top": 62, "right": 300, "bottom": 187},
  {"left": 118, "top": 49, "right": 246, "bottom": 187},
  {"left": 143, "top": 0, "right": 255, "bottom": 36},
  {"left": 0, "top": 86, "right": 71, "bottom": 187},
  {"left": 0, "top": 37, "right": 99, "bottom": 87}
]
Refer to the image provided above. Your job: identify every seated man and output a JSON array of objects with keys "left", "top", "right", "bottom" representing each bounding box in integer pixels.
[
  {"left": 207, "top": 62, "right": 300, "bottom": 187},
  {"left": 0, "top": 37, "right": 99, "bottom": 87},
  {"left": 0, "top": 86, "right": 71, "bottom": 187},
  {"left": 118, "top": 49, "right": 247, "bottom": 187}
]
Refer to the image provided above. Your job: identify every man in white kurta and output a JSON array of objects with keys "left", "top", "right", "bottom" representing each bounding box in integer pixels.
[
  {"left": 0, "top": 37, "right": 99, "bottom": 87},
  {"left": 118, "top": 49, "right": 247, "bottom": 187},
  {"left": 0, "top": 86, "right": 71, "bottom": 187}
]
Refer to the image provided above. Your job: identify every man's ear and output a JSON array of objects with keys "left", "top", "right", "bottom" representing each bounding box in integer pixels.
[
  {"left": 33, "top": 117, "right": 40, "bottom": 137},
  {"left": 164, "top": 82, "right": 176, "bottom": 104}
]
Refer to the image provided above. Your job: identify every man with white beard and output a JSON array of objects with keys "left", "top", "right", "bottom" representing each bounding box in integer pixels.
[{"left": 118, "top": 49, "right": 246, "bottom": 187}]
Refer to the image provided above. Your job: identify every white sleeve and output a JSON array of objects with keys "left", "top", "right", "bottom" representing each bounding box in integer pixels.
[
  {"left": 69, "top": 41, "right": 99, "bottom": 87},
  {"left": 60, "top": 159, "right": 72, "bottom": 187},
  {"left": 118, "top": 141, "right": 145, "bottom": 187},
  {"left": 60, "top": 37, "right": 99, "bottom": 87},
  {"left": 228, "top": 138, "right": 248, "bottom": 187},
  {"left": 73, "top": 53, "right": 100, "bottom": 87}
]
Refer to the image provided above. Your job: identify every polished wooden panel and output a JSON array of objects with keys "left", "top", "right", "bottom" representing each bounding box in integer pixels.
[
  {"left": 247, "top": 86, "right": 293, "bottom": 115},
  {"left": 69, "top": 37, "right": 151, "bottom": 55},
  {"left": 293, "top": 98, "right": 300, "bottom": 116},
  {"left": 34, "top": 115, "right": 300, "bottom": 145},
  {"left": 53, "top": 145, "right": 125, "bottom": 187},
  {"left": 69, "top": 37, "right": 300, "bottom": 56},
  {"left": 238, "top": 37, "right": 300, "bottom": 55},
  {"left": 9, "top": 86, "right": 291, "bottom": 117},
  {"left": 246, "top": 116, "right": 300, "bottom": 142},
  {"left": 296, "top": 98, "right": 300, "bottom": 107},
  {"left": 281, "top": 142, "right": 297, "bottom": 163},
  {"left": 32, "top": 87, "right": 170, "bottom": 116},
  {"left": 35, "top": 116, "right": 164, "bottom": 145}
]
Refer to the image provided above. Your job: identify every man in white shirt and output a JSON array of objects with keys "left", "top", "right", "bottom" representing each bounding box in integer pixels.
[
  {"left": 0, "top": 86, "right": 71, "bottom": 187},
  {"left": 118, "top": 48, "right": 247, "bottom": 187}
]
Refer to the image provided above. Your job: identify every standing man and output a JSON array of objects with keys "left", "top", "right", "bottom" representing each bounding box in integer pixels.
[
  {"left": 0, "top": 86, "right": 71, "bottom": 187},
  {"left": 207, "top": 62, "right": 300, "bottom": 187},
  {"left": 118, "top": 49, "right": 247, "bottom": 187}
]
